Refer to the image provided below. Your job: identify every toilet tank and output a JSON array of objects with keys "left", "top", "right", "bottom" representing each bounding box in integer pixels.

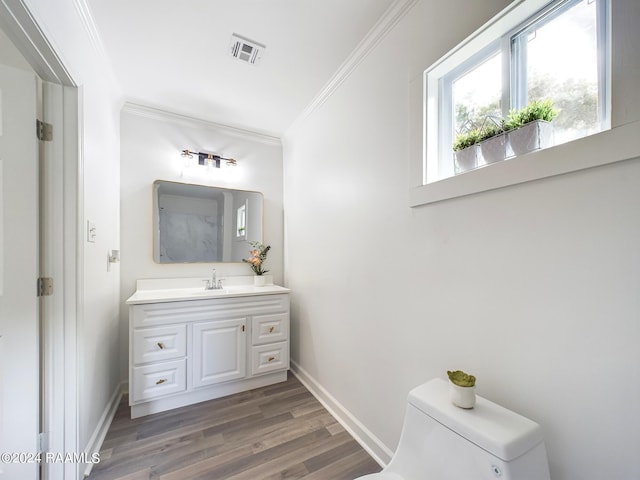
[{"left": 386, "top": 378, "right": 551, "bottom": 480}]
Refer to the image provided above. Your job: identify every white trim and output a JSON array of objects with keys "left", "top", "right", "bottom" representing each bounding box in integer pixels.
[
  {"left": 63, "top": 84, "right": 81, "bottom": 480},
  {"left": 71, "top": 0, "right": 108, "bottom": 64},
  {"left": 70, "top": 0, "right": 121, "bottom": 91},
  {"left": 286, "top": 0, "right": 419, "bottom": 136},
  {"left": 42, "top": 78, "right": 67, "bottom": 480},
  {"left": 82, "top": 381, "right": 125, "bottom": 478},
  {"left": 122, "top": 102, "right": 282, "bottom": 147},
  {"left": 0, "top": 0, "right": 74, "bottom": 85},
  {"left": 290, "top": 360, "right": 393, "bottom": 468},
  {"left": 410, "top": 120, "right": 640, "bottom": 206}
]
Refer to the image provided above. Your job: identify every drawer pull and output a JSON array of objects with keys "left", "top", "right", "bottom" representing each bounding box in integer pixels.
[
  {"left": 156, "top": 378, "right": 167, "bottom": 385},
  {"left": 268, "top": 356, "right": 276, "bottom": 362},
  {"left": 269, "top": 326, "right": 275, "bottom": 333},
  {"left": 157, "top": 342, "right": 165, "bottom": 350}
]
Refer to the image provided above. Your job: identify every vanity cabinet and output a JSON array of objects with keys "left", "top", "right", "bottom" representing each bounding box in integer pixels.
[{"left": 128, "top": 290, "right": 289, "bottom": 418}]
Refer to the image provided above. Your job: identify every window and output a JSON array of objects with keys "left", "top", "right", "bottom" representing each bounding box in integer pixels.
[
  {"left": 236, "top": 203, "right": 246, "bottom": 238},
  {"left": 425, "top": 0, "right": 609, "bottom": 184}
]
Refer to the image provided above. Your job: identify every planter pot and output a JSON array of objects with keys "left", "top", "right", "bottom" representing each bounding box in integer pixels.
[
  {"left": 508, "top": 120, "right": 554, "bottom": 156},
  {"left": 449, "top": 382, "right": 476, "bottom": 409},
  {"left": 479, "top": 133, "right": 507, "bottom": 164},
  {"left": 254, "top": 275, "right": 267, "bottom": 287},
  {"left": 454, "top": 145, "right": 480, "bottom": 174}
]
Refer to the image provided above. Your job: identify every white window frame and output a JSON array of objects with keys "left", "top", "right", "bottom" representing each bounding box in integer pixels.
[
  {"left": 416, "top": 0, "right": 612, "bottom": 205},
  {"left": 439, "top": 40, "right": 502, "bottom": 180}
]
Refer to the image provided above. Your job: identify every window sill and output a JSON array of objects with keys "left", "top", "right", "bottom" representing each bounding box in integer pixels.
[{"left": 409, "top": 120, "right": 640, "bottom": 207}]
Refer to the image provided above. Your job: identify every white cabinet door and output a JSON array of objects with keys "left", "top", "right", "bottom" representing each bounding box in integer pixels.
[{"left": 192, "top": 318, "right": 246, "bottom": 388}]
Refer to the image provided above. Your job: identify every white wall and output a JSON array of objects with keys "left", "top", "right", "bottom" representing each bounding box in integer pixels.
[
  {"left": 283, "top": 1, "right": 640, "bottom": 479},
  {"left": 23, "top": 0, "right": 123, "bottom": 463},
  {"left": 119, "top": 106, "right": 284, "bottom": 379}
]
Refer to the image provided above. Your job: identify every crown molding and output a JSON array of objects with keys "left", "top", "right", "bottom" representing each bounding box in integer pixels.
[
  {"left": 285, "top": 0, "right": 419, "bottom": 137},
  {"left": 122, "top": 102, "right": 282, "bottom": 147},
  {"left": 71, "top": 0, "right": 121, "bottom": 89}
]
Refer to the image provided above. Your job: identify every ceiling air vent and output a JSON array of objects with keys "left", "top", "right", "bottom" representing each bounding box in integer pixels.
[{"left": 229, "top": 34, "right": 265, "bottom": 66}]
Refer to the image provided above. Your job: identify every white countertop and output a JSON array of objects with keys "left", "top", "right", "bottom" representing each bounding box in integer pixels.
[{"left": 126, "top": 276, "right": 290, "bottom": 305}]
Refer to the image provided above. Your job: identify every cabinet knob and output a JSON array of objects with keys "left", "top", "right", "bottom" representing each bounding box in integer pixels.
[
  {"left": 269, "top": 326, "right": 275, "bottom": 333},
  {"left": 156, "top": 378, "right": 166, "bottom": 385},
  {"left": 268, "top": 356, "right": 275, "bottom": 362},
  {"left": 157, "top": 342, "right": 165, "bottom": 350}
]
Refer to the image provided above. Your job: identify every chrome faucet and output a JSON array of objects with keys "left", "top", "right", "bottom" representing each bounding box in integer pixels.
[{"left": 204, "top": 268, "right": 222, "bottom": 290}]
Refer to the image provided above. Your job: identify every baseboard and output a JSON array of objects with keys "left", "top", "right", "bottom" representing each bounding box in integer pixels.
[
  {"left": 290, "top": 360, "right": 393, "bottom": 467},
  {"left": 82, "top": 380, "right": 126, "bottom": 477}
]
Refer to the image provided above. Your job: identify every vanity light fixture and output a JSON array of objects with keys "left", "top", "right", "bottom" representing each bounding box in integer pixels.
[{"left": 181, "top": 149, "right": 237, "bottom": 169}]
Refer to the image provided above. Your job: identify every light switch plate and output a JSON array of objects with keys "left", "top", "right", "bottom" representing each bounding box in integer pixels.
[{"left": 87, "top": 220, "right": 96, "bottom": 243}]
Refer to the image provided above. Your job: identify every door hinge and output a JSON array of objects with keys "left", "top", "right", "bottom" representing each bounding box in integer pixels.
[
  {"left": 36, "top": 119, "right": 53, "bottom": 141},
  {"left": 37, "top": 277, "right": 53, "bottom": 297}
]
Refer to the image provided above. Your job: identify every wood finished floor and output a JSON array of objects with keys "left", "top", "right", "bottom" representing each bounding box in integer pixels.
[{"left": 88, "top": 372, "right": 381, "bottom": 480}]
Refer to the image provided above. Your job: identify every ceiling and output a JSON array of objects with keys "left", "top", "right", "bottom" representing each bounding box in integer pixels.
[{"left": 87, "top": 0, "right": 396, "bottom": 137}]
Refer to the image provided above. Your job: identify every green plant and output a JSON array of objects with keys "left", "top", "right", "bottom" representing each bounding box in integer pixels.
[
  {"left": 505, "top": 99, "right": 558, "bottom": 130},
  {"left": 452, "top": 129, "right": 481, "bottom": 152},
  {"left": 453, "top": 116, "right": 507, "bottom": 151},
  {"left": 477, "top": 121, "right": 505, "bottom": 142},
  {"left": 243, "top": 241, "right": 271, "bottom": 275},
  {"left": 447, "top": 370, "right": 476, "bottom": 387}
]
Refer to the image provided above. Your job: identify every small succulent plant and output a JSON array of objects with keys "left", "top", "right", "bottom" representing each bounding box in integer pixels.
[{"left": 447, "top": 370, "right": 476, "bottom": 387}]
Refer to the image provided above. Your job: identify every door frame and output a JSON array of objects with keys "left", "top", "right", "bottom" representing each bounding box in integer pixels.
[{"left": 0, "top": 3, "right": 81, "bottom": 480}]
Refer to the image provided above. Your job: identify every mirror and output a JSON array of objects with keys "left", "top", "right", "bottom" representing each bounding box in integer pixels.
[{"left": 153, "top": 180, "right": 263, "bottom": 263}]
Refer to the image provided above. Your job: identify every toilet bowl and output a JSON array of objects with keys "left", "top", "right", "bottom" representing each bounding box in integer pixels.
[{"left": 356, "top": 378, "right": 551, "bottom": 480}]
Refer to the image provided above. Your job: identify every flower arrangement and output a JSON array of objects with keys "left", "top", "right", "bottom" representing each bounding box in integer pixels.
[{"left": 243, "top": 241, "right": 271, "bottom": 275}]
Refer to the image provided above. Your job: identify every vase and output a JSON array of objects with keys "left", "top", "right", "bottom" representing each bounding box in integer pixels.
[
  {"left": 454, "top": 145, "right": 480, "bottom": 174},
  {"left": 480, "top": 133, "right": 507, "bottom": 164},
  {"left": 449, "top": 382, "right": 476, "bottom": 409},
  {"left": 254, "top": 275, "right": 267, "bottom": 287},
  {"left": 508, "top": 120, "right": 554, "bottom": 156}
]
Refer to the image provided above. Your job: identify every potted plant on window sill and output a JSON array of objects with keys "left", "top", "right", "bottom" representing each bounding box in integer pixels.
[
  {"left": 243, "top": 241, "right": 271, "bottom": 286},
  {"left": 447, "top": 370, "right": 476, "bottom": 409},
  {"left": 506, "top": 99, "right": 558, "bottom": 156},
  {"left": 477, "top": 118, "right": 508, "bottom": 164},
  {"left": 453, "top": 129, "right": 481, "bottom": 174}
]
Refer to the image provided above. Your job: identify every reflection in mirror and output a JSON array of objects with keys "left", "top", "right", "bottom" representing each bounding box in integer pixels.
[{"left": 153, "top": 180, "right": 263, "bottom": 263}]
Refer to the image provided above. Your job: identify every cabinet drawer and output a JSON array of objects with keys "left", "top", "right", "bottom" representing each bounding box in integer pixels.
[
  {"left": 251, "top": 313, "right": 289, "bottom": 345},
  {"left": 251, "top": 342, "right": 289, "bottom": 376},
  {"left": 132, "top": 325, "right": 186, "bottom": 365},
  {"left": 131, "top": 359, "right": 186, "bottom": 403}
]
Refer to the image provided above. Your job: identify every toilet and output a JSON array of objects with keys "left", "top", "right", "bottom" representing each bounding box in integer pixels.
[{"left": 357, "top": 378, "right": 551, "bottom": 480}]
